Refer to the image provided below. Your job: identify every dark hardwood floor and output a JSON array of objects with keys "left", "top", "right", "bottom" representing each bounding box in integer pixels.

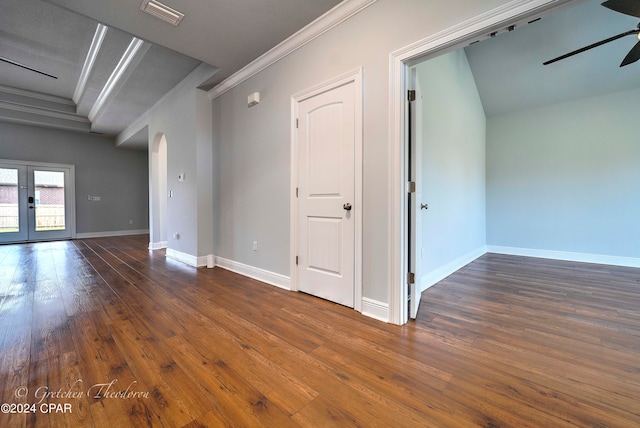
[{"left": 0, "top": 235, "right": 639, "bottom": 427}]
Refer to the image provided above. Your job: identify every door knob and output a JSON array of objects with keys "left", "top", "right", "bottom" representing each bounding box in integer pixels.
[
  {"left": 421, "top": 203, "right": 429, "bottom": 210},
  {"left": 343, "top": 203, "right": 352, "bottom": 211}
]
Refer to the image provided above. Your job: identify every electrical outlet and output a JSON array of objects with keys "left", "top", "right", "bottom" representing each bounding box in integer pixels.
[
  {"left": 173, "top": 232, "right": 180, "bottom": 239},
  {"left": 252, "top": 241, "right": 258, "bottom": 251}
]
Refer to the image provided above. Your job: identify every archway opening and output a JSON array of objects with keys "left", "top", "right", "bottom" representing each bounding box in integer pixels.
[{"left": 149, "top": 132, "right": 168, "bottom": 249}]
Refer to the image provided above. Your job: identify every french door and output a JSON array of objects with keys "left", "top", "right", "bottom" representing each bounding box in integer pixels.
[{"left": 0, "top": 161, "right": 74, "bottom": 243}]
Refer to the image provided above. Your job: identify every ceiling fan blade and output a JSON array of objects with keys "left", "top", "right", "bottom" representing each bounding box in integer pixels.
[
  {"left": 621, "top": 39, "right": 640, "bottom": 66},
  {"left": 0, "top": 56, "right": 58, "bottom": 79},
  {"left": 602, "top": 0, "right": 640, "bottom": 18},
  {"left": 544, "top": 29, "right": 638, "bottom": 65}
]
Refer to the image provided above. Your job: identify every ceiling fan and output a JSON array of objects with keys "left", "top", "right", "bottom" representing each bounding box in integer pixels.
[
  {"left": 0, "top": 56, "right": 58, "bottom": 79},
  {"left": 544, "top": 0, "right": 640, "bottom": 67}
]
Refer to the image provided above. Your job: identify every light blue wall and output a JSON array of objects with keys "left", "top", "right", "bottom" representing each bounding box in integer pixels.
[
  {"left": 487, "top": 87, "right": 640, "bottom": 258},
  {"left": 416, "top": 50, "right": 486, "bottom": 280},
  {"left": 211, "top": 0, "right": 513, "bottom": 303}
]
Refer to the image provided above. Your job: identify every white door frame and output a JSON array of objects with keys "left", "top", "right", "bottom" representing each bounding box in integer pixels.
[
  {"left": 290, "top": 67, "right": 363, "bottom": 313},
  {"left": 0, "top": 158, "right": 76, "bottom": 242},
  {"left": 388, "top": 0, "right": 578, "bottom": 325}
]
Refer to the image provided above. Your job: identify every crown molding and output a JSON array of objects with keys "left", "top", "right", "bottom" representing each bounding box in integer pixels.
[
  {"left": 0, "top": 100, "right": 89, "bottom": 123},
  {"left": 0, "top": 99, "right": 91, "bottom": 133},
  {"left": 0, "top": 84, "right": 75, "bottom": 106},
  {"left": 0, "top": 116, "right": 90, "bottom": 134},
  {"left": 207, "top": 0, "right": 378, "bottom": 100}
]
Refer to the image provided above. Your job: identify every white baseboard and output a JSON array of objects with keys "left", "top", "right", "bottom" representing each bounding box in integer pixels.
[
  {"left": 215, "top": 256, "right": 291, "bottom": 290},
  {"left": 361, "top": 297, "right": 389, "bottom": 323},
  {"left": 213, "top": 256, "right": 392, "bottom": 323},
  {"left": 76, "top": 229, "right": 149, "bottom": 239},
  {"left": 420, "top": 246, "right": 487, "bottom": 293},
  {"left": 148, "top": 240, "right": 167, "bottom": 250},
  {"left": 167, "top": 252, "right": 392, "bottom": 323},
  {"left": 166, "top": 248, "right": 212, "bottom": 268},
  {"left": 487, "top": 246, "right": 640, "bottom": 268}
]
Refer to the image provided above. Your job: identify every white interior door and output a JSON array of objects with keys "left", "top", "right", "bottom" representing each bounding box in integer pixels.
[
  {"left": 296, "top": 81, "right": 356, "bottom": 307},
  {"left": 0, "top": 161, "right": 73, "bottom": 243}
]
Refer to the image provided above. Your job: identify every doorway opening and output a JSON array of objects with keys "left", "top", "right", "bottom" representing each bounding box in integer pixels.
[{"left": 389, "top": 0, "right": 577, "bottom": 325}]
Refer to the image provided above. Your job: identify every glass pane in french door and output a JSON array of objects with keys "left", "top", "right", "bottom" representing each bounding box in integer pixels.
[
  {"left": 0, "top": 164, "right": 28, "bottom": 243},
  {"left": 33, "top": 170, "right": 66, "bottom": 232},
  {"left": 0, "top": 167, "right": 19, "bottom": 234}
]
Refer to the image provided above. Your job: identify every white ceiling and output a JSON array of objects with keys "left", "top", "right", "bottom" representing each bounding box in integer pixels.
[
  {"left": 0, "top": 0, "right": 341, "bottom": 148},
  {"left": 43, "top": 0, "right": 343, "bottom": 89},
  {"left": 464, "top": 0, "right": 640, "bottom": 116},
  {"left": 0, "top": 0, "right": 95, "bottom": 98},
  {"left": 2, "top": 0, "right": 638, "bottom": 148}
]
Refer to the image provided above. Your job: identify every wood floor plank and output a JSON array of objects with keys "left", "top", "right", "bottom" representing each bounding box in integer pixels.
[
  {"left": 1, "top": 236, "right": 640, "bottom": 427},
  {"left": 159, "top": 304, "right": 320, "bottom": 417},
  {"left": 0, "top": 324, "right": 30, "bottom": 428},
  {"left": 108, "top": 319, "right": 198, "bottom": 427},
  {"left": 165, "top": 335, "right": 297, "bottom": 428}
]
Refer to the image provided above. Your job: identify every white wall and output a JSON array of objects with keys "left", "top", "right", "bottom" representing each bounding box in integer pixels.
[
  {"left": 487, "top": 87, "right": 640, "bottom": 259},
  {"left": 416, "top": 50, "right": 486, "bottom": 288},
  {"left": 212, "top": 0, "right": 511, "bottom": 304}
]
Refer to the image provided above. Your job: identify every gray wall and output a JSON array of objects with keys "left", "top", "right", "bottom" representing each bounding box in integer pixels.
[
  {"left": 416, "top": 50, "right": 486, "bottom": 281},
  {"left": 212, "top": 0, "right": 511, "bottom": 304},
  {"left": 0, "top": 121, "right": 148, "bottom": 234},
  {"left": 487, "top": 87, "right": 640, "bottom": 258}
]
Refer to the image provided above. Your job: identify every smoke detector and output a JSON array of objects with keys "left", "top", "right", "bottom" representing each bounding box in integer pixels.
[{"left": 140, "top": 0, "right": 184, "bottom": 26}]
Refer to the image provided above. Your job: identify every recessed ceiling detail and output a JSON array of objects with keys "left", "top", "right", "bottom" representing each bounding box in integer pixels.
[
  {"left": 140, "top": 0, "right": 185, "bottom": 26},
  {"left": 0, "top": 0, "right": 203, "bottom": 145}
]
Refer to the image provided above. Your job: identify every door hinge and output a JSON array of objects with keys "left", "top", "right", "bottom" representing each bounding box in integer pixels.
[
  {"left": 407, "top": 272, "right": 415, "bottom": 285},
  {"left": 296, "top": 118, "right": 299, "bottom": 128},
  {"left": 296, "top": 256, "right": 299, "bottom": 265},
  {"left": 408, "top": 90, "right": 416, "bottom": 102},
  {"left": 296, "top": 187, "right": 299, "bottom": 198},
  {"left": 407, "top": 181, "right": 416, "bottom": 193}
]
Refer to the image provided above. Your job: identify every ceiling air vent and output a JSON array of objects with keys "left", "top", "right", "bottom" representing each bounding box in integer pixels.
[{"left": 140, "top": 0, "right": 184, "bottom": 26}]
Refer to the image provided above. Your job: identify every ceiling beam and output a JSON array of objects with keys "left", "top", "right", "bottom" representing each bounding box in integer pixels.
[
  {"left": 73, "top": 23, "right": 108, "bottom": 105},
  {"left": 88, "top": 37, "right": 149, "bottom": 124}
]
